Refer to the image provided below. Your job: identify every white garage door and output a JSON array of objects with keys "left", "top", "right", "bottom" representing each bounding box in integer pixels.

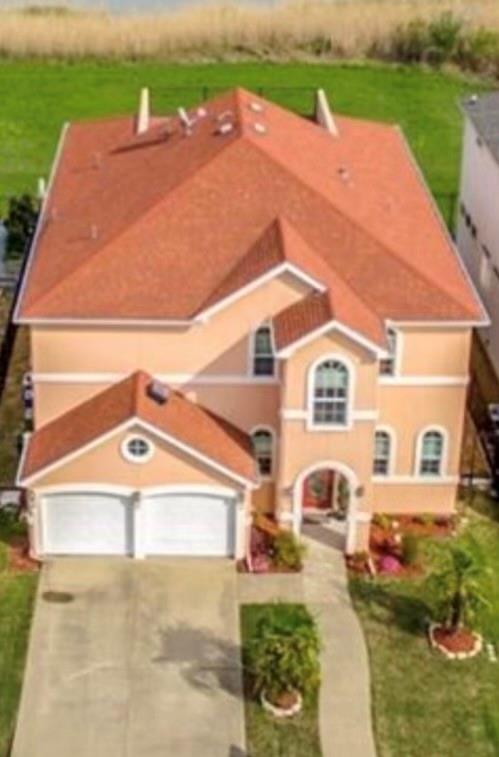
[
  {"left": 42, "top": 491, "right": 133, "bottom": 555},
  {"left": 143, "top": 492, "right": 236, "bottom": 556}
]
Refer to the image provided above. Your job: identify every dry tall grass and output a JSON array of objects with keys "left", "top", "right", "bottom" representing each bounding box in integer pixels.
[{"left": 0, "top": 0, "right": 499, "bottom": 60}]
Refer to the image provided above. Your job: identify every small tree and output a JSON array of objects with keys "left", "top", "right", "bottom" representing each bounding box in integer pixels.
[
  {"left": 4, "top": 194, "right": 39, "bottom": 258},
  {"left": 427, "top": 541, "right": 488, "bottom": 634},
  {"left": 246, "top": 604, "right": 320, "bottom": 705}
]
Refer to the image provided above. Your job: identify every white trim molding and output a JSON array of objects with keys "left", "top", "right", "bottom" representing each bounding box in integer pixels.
[
  {"left": 280, "top": 407, "right": 378, "bottom": 423},
  {"left": 379, "top": 375, "right": 469, "bottom": 387},
  {"left": 290, "top": 459, "right": 361, "bottom": 555},
  {"left": 372, "top": 475, "right": 459, "bottom": 486},
  {"left": 14, "top": 122, "right": 70, "bottom": 324},
  {"left": 31, "top": 372, "right": 280, "bottom": 387},
  {"left": 276, "top": 319, "right": 388, "bottom": 360},
  {"left": 197, "top": 262, "right": 326, "bottom": 323}
]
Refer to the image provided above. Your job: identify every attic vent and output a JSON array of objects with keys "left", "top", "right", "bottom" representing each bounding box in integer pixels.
[
  {"left": 217, "top": 121, "right": 234, "bottom": 136},
  {"left": 217, "top": 110, "right": 233, "bottom": 122},
  {"left": 253, "top": 122, "right": 267, "bottom": 135},
  {"left": 337, "top": 166, "right": 350, "bottom": 183},
  {"left": 249, "top": 101, "right": 264, "bottom": 113},
  {"left": 147, "top": 380, "right": 169, "bottom": 405}
]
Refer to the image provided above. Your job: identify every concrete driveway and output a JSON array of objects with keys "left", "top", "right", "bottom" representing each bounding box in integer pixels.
[{"left": 13, "top": 559, "right": 245, "bottom": 757}]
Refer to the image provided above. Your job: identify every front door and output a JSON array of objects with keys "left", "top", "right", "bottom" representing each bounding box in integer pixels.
[{"left": 302, "top": 471, "right": 335, "bottom": 510}]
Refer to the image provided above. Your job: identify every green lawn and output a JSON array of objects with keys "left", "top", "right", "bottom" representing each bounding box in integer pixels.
[
  {"left": 350, "top": 494, "right": 499, "bottom": 757},
  {"left": 240, "top": 603, "right": 321, "bottom": 757},
  {"left": 0, "top": 61, "right": 489, "bottom": 223},
  {"left": 0, "top": 513, "right": 37, "bottom": 755}
]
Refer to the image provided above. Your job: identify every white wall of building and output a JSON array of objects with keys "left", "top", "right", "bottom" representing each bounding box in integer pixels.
[{"left": 457, "top": 117, "right": 499, "bottom": 373}]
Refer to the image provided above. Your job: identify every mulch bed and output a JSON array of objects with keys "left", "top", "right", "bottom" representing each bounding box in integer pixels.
[
  {"left": 428, "top": 623, "right": 483, "bottom": 659},
  {"left": 7, "top": 537, "right": 40, "bottom": 573}
]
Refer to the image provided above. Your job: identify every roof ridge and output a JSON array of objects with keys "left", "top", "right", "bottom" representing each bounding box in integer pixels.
[{"left": 243, "top": 138, "right": 477, "bottom": 320}]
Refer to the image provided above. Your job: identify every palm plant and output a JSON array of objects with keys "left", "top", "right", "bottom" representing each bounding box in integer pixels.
[
  {"left": 427, "top": 541, "right": 488, "bottom": 634},
  {"left": 245, "top": 604, "right": 320, "bottom": 705}
]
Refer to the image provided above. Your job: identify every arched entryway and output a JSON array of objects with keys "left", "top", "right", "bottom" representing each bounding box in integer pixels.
[{"left": 292, "top": 461, "right": 359, "bottom": 553}]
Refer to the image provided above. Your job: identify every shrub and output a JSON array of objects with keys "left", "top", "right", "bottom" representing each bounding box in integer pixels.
[
  {"left": 245, "top": 603, "right": 320, "bottom": 703},
  {"left": 372, "top": 513, "right": 392, "bottom": 532},
  {"left": 390, "top": 18, "right": 430, "bottom": 63},
  {"left": 401, "top": 533, "right": 420, "bottom": 566},
  {"left": 272, "top": 530, "right": 306, "bottom": 571},
  {"left": 426, "top": 11, "right": 463, "bottom": 64},
  {"left": 4, "top": 193, "right": 39, "bottom": 259},
  {"left": 457, "top": 27, "right": 499, "bottom": 74}
]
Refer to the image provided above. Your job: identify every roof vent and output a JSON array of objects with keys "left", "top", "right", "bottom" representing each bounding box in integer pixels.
[
  {"left": 147, "top": 380, "right": 169, "bottom": 405},
  {"left": 468, "top": 93, "right": 478, "bottom": 105},
  {"left": 249, "top": 101, "right": 264, "bottom": 113},
  {"left": 178, "top": 107, "right": 195, "bottom": 135},
  {"left": 217, "top": 110, "right": 233, "bottom": 122},
  {"left": 217, "top": 121, "right": 234, "bottom": 136},
  {"left": 253, "top": 122, "right": 267, "bottom": 135},
  {"left": 197, "top": 106, "right": 208, "bottom": 118},
  {"left": 337, "top": 166, "right": 350, "bottom": 183}
]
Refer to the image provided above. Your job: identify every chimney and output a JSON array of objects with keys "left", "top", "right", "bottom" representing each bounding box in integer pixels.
[
  {"left": 136, "top": 87, "right": 150, "bottom": 135},
  {"left": 315, "top": 89, "right": 338, "bottom": 137},
  {"left": 37, "top": 177, "right": 47, "bottom": 200}
]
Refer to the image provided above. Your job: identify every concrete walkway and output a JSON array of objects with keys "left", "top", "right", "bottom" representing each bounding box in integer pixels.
[
  {"left": 13, "top": 559, "right": 245, "bottom": 757},
  {"left": 238, "top": 523, "right": 377, "bottom": 757}
]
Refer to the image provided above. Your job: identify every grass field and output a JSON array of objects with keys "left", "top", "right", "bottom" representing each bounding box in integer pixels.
[
  {"left": 0, "top": 61, "right": 488, "bottom": 223},
  {"left": 350, "top": 494, "right": 499, "bottom": 757},
  {"left": 0, "top": 513, "right": 38, "bottom": 755}
]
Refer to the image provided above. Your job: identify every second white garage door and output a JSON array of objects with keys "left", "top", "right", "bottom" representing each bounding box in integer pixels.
[{"left": 143, "top": 492, "right": 236, "bottom": 557}]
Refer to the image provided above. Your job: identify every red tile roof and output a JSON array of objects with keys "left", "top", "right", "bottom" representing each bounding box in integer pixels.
[
  {"left": 17, "top": 88, "right": 483, "bottom": 333},
  {"left": 274, "top": 270, "right": 387, "bottom": 353},
  {"left": 19, "top": 372, "right": 257, "bottom": 484}
]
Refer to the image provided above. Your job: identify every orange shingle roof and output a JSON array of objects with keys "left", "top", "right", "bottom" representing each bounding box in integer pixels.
[
  {"left": 19, "top": 372, "right": 257, "bottom": 484},
  {"left": 17, "top": 88, "right": 483, "bottom": 329}
]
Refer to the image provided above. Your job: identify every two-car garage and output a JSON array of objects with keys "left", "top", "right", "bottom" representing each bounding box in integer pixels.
[{"left": 39, "top": 487, "right": 238, "bottom": 558}]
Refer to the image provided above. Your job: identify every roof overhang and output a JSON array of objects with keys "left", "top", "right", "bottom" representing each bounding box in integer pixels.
[{"left": 276, "top": 318, "right": 388, "bottom": 359}]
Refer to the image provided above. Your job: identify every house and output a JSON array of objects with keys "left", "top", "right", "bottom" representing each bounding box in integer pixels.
[
  {"left": 15, "top": 87, "right": 486, "bottom": 561},
  {"left": 457, "top": 92, "right": 499, "bottom": 374}
]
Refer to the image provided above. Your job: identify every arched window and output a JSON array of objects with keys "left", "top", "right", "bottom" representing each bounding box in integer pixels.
[
  {"left": 312, "top": 359, "right": 349, "bottom": 426},
  {"left": 373, "top": 430, "right": 391, "bottom": 476},
  {"left": 379, "top": 328, "right": 398, "bottom": 376},
  {"left": 418, "top": 429, "right": 445, "bottom": 476},
  {"left": 252, "top": 326, "right": 274, "bottom": 376},
  {"left": 251, "top": 428, "right": 274, "bottom": 478}
]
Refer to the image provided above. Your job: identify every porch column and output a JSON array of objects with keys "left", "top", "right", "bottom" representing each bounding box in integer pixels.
[
  {"left": 133, "top": 491, "right": 145, "bottom": 559},
  {"left": 235, "top": 490, "right": 250, "bottom": 560}
]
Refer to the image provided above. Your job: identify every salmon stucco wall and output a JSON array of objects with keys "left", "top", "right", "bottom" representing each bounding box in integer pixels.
[
  {"left": 31, "top": 272, "right": 310, "bottom": 376},
  {"left": 32, "top": 425, "right": 246, "bottom": 493}
]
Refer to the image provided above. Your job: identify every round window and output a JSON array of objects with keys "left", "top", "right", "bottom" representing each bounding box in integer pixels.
[{"left": 121, "top": 435, "right": 154, "bottom": 464}]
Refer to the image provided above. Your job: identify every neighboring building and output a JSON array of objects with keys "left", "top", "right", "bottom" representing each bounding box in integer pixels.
[
  {"left": 458, "top": 92, "right": 499, "bottom": 372},
  {"left": 15, "top": 88, "right": 486, "bottom": 561}
]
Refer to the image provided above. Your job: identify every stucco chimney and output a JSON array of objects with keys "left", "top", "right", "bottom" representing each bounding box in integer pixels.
[
  {"left": 315, "top": 89, "right": 338, "bottom": 137},
  {"left": 136, "top": 87, "right": 150, "bottom": 135}
]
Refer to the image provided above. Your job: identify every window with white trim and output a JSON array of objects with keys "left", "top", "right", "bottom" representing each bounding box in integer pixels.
[
  {"left": 379, "top": 328, "right": 397, "bottom": 376},
  {"left": 252, "top": 326, "right": 274, "bottom": 376},
  {"left": 251, "top": 428, "right": 273, "bottom": 478},
  {"left": 121, "top": 435, "right": 154, "bottom": 464},
  {"left": 373, "top": 430, "right": 391, "bottom": 475},
  {"left": 419, "top": 430, "right": 444, "bottom": 476},
  {"left": 312, "top": 360, "right": 349, "bottom": 426}
]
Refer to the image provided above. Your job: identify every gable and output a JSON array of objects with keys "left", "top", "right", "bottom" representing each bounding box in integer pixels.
[{"left": 29, "top": 426, "right": 246, "bottom": 491}]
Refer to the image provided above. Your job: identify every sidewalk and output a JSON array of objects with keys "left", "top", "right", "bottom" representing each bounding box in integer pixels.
[{"left": 237, "top": 523, "right": 377, "bottom": 757}]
